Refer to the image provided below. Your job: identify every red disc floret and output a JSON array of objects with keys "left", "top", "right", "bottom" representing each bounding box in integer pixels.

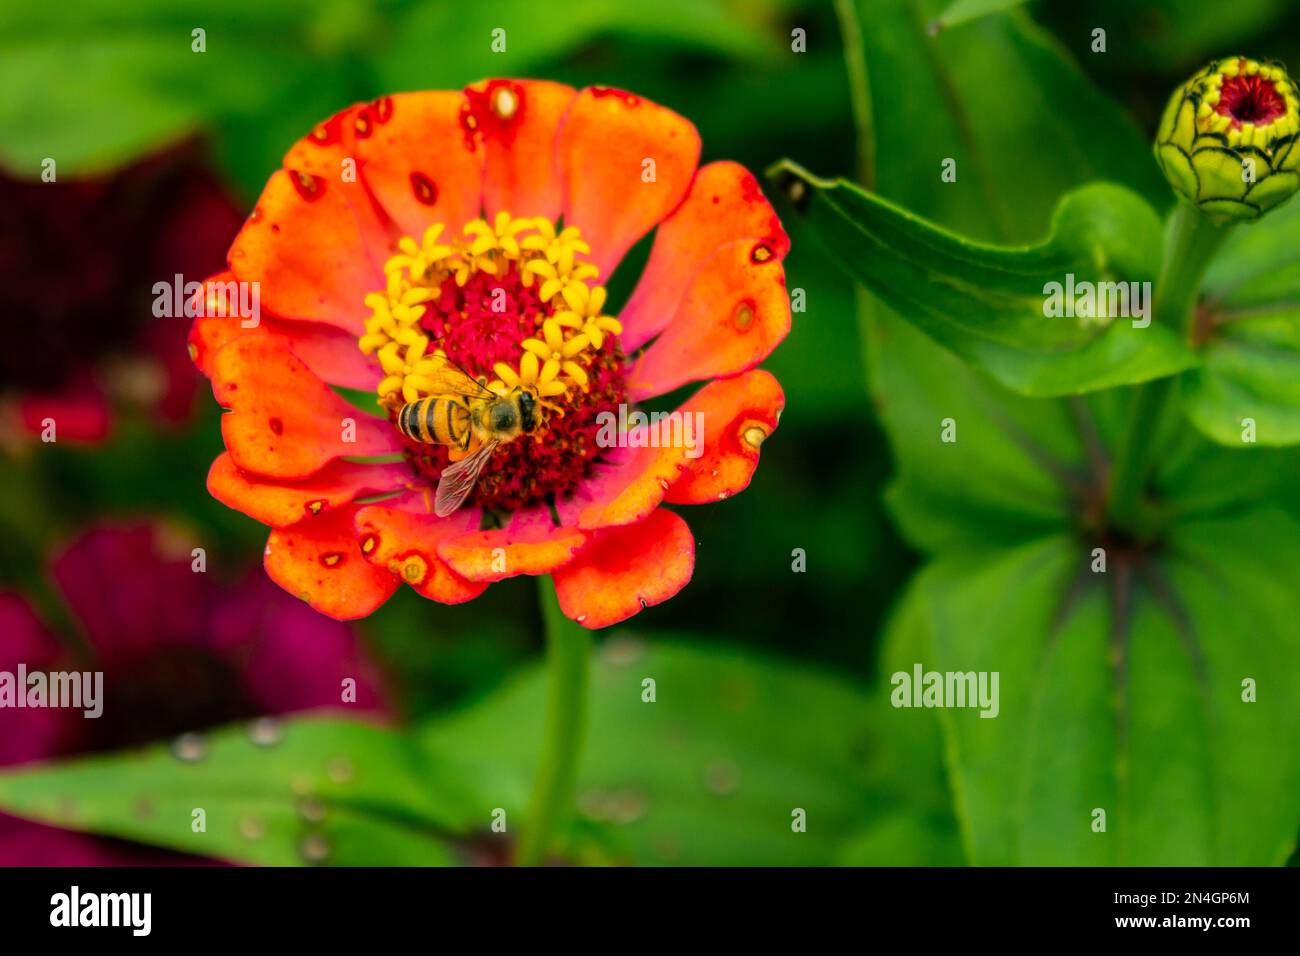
[{"left": 1216, "top": 73, "right": 1287, "bottom": 127}]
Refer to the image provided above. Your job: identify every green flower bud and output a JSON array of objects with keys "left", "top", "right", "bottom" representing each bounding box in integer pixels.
[{"left": 1155, "top": 56, "right": 1300, "bottom": 222}]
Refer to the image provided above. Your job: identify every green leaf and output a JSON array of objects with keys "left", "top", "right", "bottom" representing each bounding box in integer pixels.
[
  {"left": 826, "top": 0, "right": 1262, "bottom": 551},
  {"left": 838, "top": 0, "right": 1167, "bottom": 242},
  {"left": 1036, "top": 0, "right": 1288, "bottom": 77},
  {"left": 0, "top": 717, "right": 479, "bottom": 865},
  {"left": 930, "top": 0, "right": 1032, "bottom": 32},
  {"left": 0, "top": 3, "right": 375, "bottom": 178},
  {"left": 375, "top": 0, "right": 782, "bottom": 92},
  {"left": 1182, "top": 198, "right": 1300, "bottom": 446},
  {"left": 421, "top": 638, "right": 878, "bottom": 865},
  {"left": 771, "top": 161, "right": 1196, "bottom": 396},
  {"left": 903, "top": 517, "right": 1300, "bottom": 864},
  {"left": 844, "top": 580, "right": 964, "bottom": 865},
  {"left": 0, "top": 643, "right": 903, "bottom": 866}
]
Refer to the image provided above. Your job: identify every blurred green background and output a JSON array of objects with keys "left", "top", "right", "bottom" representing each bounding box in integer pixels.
[{"left": 2, "top": 0, "right": 1299, "bottom": 866}]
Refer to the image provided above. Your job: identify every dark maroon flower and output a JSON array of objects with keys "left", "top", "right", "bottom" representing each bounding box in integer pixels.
[
  {"left": 0, "top": 145, "right": 243, "bottom": 444},
  {"left": 0, "top": 523, "right": 390, "bottom": 865}
]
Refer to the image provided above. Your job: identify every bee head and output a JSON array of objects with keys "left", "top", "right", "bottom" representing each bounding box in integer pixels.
[{"left": 517, "top": 389, "right": 538, "bottom": 433}]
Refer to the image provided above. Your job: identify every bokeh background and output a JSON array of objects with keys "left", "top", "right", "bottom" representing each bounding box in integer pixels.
[{"left": 1, "top": 0, "right": 1298, "bottom": 865}]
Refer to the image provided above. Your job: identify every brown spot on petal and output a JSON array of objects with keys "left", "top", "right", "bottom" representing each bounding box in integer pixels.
[
  {"left": 410, "top": 172, "right": 438, "bottom": 206},
  {"left": 290, "top": 170, "right": 324, "bottom": 202},
  {"left": 389, "top": 552, "right": 429, "bottom": 585},
  {"left": 733, "top": 300, "right": 756, "bottom": 331},
  {"left": 320, "top": 552, "right": 345, "bottom": 568},
  {"left": 591, "top": 86, "right": 640, "bottom": 107},
  {"left": 371, "top": 96, "right": 393, "bottom": 123},
  {"left": 458, "top": 104, "right": 481, "bottom": 152},
  {"left": 353, "top": 108, "right": 373, "bottom": 139},
  {"left": 491, "top": 85, "right": 519, "bottom": 120},
  {"left": 268, "top": 417, "right": 284, "bottom": 435}
]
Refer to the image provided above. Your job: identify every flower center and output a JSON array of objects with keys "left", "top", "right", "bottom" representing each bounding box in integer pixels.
[
  {"left": 1215, "top": 73, "right": 1287, "bottom": 127},
  {"left": 359, "top": 213, "right": 626, "bottom": 513}
]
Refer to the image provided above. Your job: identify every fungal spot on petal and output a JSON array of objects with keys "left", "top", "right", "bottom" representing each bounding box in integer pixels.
[
  {"left": 458, "top": 105, "right": 481, "bottom": 152},
  {"left": 320, "top": 552, "right": 345, "bottom": 568},
  {"left": 371, "top": 96, "right": 393, "bottom": 123},
  {"left": 410, "top": 172, "right": 438, "bottom": 206},
  {"left": 187, "top": 342, "right": 198, "bottom": 362},
  {"left": 361, "top": 534, "right": 378, "bottom": 555},
  {"left": 750, "top": 243, "right": 773, "bottom": 264},
  {"left": 306, "top": 499, "right": 326, "bottom": 515},
  {"left": 390, "top": 552, "right": 429, "bottom": 584},
  {"left": 733, "top": 301, "right": 756, "bottom": 331},
  {"left": 290, "top": 170, "right": 324, "bottom": 202},
  {"left": 591, "top": 86, "right": 640, "bottom": 107},
  {"left": 354, "top": 108, "right": 373, "bottom": 139},
  {"left": 742, "top": 424, "right": 768, "bottom": 449},
  {"left": 492, "top": 85, "right": 519, "bottom": 120}
]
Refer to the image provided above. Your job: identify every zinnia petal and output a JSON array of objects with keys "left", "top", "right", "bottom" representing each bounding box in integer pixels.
[
  {"left": 207, "top": 452, "right": 411, "bottom": 528},
  {"left": 552, "top": 509, "right": 695, "bottom": 629},
  {"left": 356, "top": 92, "right": 485, "bottom": 238},
  {"left": 189, "top": 273, "right": 381, "bottom": 390},
  {"left": 561, "top": 369, "right": 784, "bottom": 529},
  {"left": 468, "top": 79, "right": 577, "bottom": 222},
  {"left": 353, "top": 495, "right": 488, "bottom": 604},
  {"left": 212, "top": 336, "right": 400, "bottom": 480},
  {"left": 437, "top": 506, "right": 588, "bottom": 583},
  {"left": 557, "top": 86, "right": 701, "bottom": 278},
  {"left": 665, "top": 369, "right": 784, "bottom": 504},
  {"left": 627, "top": 239, "right": 790, "bottom": 400},
  {"left": 229, "top": 169, "right": 386, "bottom": 335},
  {"left": 620, "top": 161, "right": 790, "bottom": 350},
  {"left": 264, "top": 504, "right": 399, "bottom": 620}
]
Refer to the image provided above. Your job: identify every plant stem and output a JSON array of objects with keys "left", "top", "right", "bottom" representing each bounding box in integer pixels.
[
  {"left": 515, "top": 577, "right": 591, "bottom": 866},
  {"left": 1108, "top": 202, "right": 1234, "bottom": 531}
]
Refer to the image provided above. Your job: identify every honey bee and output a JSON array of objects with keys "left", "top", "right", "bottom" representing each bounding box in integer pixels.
[{"left": 391, "top": 354, "right": 547, "bottom": 516}]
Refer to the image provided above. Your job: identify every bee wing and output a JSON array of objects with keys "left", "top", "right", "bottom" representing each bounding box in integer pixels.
[
  {"left": 434, "top": 439, "right": 499, "bottom": 516},
  {"left": 424, "top": 353, "right": 496, "bottom": 400}
]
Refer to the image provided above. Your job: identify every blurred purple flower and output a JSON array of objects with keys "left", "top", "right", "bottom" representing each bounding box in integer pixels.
[
  {"left": 0, "top": 523, "right": 391, "bottom": 865},
  {"left": 0, "top": 145, "right": 244, "bottom": 444}
]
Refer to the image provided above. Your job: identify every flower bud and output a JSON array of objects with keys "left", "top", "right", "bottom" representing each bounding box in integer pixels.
[{"left": 1155, "top": 56, "right": 1300, "bottom": 221}]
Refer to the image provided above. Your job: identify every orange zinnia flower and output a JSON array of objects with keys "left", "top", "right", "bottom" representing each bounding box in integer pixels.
[{"left": 190, "top": 79, "right": 789, "bottom": 628}]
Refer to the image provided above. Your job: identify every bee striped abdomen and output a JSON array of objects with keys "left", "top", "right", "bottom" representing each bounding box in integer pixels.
[{"left": 398, "top": 398, "right": 470, "bottom": 448}]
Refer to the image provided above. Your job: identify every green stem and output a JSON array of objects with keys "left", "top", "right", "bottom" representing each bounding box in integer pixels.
[
  {"left": 1108, "top": 202, "right": 1234, "bottom": 532},
  {"left": 515, "top": 577, "right": 591, "bottom": 866}
]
